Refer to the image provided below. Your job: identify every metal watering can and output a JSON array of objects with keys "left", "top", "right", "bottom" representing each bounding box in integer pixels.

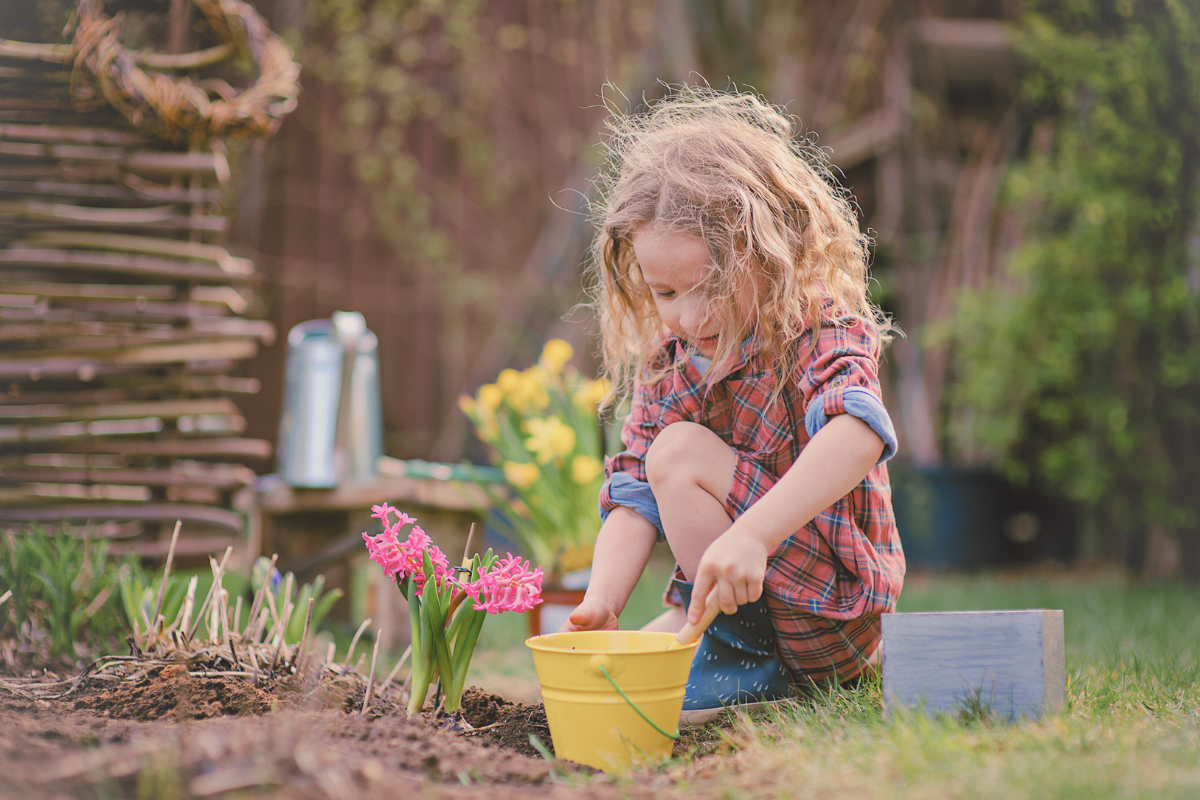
[{"left": 276, "top": 311, "right": 383, "bottom": 487}]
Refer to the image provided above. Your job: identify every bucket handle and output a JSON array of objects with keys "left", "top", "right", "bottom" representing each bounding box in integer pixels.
[{"left": 597, "top": 663, "right": 679, "bottom": 740}]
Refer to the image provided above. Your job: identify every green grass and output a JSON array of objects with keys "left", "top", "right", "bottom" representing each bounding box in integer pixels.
[
  {"left": 359, "top": 564, "right": 1200, "bottom": 797},
  {"left": 656, "top": 571, "right": 1200, "bottom": 799}
]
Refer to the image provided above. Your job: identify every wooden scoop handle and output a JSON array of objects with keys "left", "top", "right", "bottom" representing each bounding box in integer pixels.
[{"left": 674, "top": 586, "right": 721, "bottom": 647}]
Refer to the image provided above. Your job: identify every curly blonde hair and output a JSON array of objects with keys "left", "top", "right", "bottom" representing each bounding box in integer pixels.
[{"left": 587, "top": 86, "right": 889, "bottom": 406}]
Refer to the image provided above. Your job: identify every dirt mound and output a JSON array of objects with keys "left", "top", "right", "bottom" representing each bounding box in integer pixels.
[
  {"left": 71, "top": 663, "right": 273, "bottom": 721},
  {"left": 0, "top": 662, "right": 732, "bottom": 798},
  {"left": 458, "top": 688, "right": 555, "bottom": 758}
]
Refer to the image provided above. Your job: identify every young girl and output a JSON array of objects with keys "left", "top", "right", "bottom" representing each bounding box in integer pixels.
[{"left": 563, "top": 88, "right": 905, "bottom": 722}]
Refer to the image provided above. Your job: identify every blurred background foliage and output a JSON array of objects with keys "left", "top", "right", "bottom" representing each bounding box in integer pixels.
[
  {"left": 4, "top": 0, "right": 1200, "bottom": 579},
  {"left": 948, "top": 0, "right": 1200, "bottom": 577}
]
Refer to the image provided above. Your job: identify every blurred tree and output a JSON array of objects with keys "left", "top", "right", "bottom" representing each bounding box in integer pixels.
[{"left": 948, "top": 0, "right": 1200, "bottom": 577}]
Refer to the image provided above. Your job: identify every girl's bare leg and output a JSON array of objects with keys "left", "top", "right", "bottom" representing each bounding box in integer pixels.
[{"left": 644, "top": 421, "right": 739, "bottom": 582}]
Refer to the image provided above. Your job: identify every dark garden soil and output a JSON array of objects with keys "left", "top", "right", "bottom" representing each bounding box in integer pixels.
[{"left": 0, "top": 660, "right": 732, "bottom": 799}]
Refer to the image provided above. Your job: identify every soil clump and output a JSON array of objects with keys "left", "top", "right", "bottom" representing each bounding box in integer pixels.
[{"left": 71, "top": 663, "right": 273, "bottom": 720}]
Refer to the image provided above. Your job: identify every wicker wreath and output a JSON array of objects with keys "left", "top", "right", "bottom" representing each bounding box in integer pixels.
[{"left": 70, "top": 0, "right": 300, "bottom": 145}]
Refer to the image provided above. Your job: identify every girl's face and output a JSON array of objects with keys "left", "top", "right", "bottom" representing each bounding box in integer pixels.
[{"left": 631, "top": 223, "right": 750, "bottom": 357}]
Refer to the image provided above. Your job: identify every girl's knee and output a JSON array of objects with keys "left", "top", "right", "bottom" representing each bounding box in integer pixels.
[{"left": 645, "top": 421, "right": 728, "bottom": 489}]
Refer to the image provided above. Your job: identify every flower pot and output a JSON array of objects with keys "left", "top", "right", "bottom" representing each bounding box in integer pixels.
[{"left": 527, "top": 587, "right": 587, "bottom": 637}]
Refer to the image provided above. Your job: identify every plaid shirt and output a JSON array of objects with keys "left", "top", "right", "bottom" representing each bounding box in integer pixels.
[{"left": 599, "top": 316, "right": 905, "bottom": 684}]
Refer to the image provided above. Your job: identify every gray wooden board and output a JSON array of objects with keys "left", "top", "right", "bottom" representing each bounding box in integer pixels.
[{"left": 882, "top": 610, "right": 1065, "bottom": 720}]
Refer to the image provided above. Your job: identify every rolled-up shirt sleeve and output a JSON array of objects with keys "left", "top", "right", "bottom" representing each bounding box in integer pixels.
[
  {"left": 798, "top": 317, "right": 898, "bottom": 463},
  {"left": 600, "top": 472, "right": 664, "bottom": 540},
  {"left": 598, "top": 377, "right": 669, "bottom": 540}
]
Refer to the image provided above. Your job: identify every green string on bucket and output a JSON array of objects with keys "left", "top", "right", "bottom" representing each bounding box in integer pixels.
[{"left": 597, "top": 663, "right": 680, "bottom": 740}]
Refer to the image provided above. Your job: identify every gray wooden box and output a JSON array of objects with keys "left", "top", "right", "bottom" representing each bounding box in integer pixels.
[{"left": 882, "top": 610, "right": 1065, "bottom": 720}]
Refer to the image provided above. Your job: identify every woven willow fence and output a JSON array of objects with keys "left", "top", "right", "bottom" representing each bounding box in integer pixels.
[{"left": 0, "top": 0, "right": 299, "bottom": 557}]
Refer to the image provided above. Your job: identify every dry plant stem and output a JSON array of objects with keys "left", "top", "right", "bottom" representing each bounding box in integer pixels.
[
  {"left": 82, "top": 584, "right": 112, "bottom": 618},
  {"left": 262, "top": 576, "right": 282, "bottom": 640},
  {"left": 149, "top": 520, "right": 181, "bottom": 648},
  {"left": 270, "top": 615, "right": 286, "bottom": 673},
  {"left": 377, "top": 644, "right": 411, "bottom": 699},
  {"left": 294, "top": 597, "right": 314, "bottom": 675},
  {"left": 136, "top": 604, "right": 154, "bottom": 646},
  {"left": 360, "top": 635, "right": 381, "bottom": 717},
  {"left": 248, "top": 608, "right": 269, "bottom": 643},
  {"left": 178, "top": 575, "right": 198, "bottom": 642},
  {"left": 232, "top": 595, "right": 242, "bottom": 636},
  {"left": 208, "top": 590, "right": 223, "bottom": 645},
  {"left": 342, "top": 618, "right": 372, "bottom": 674},
  {"left": 0, "top": 589, "right": 11, "bottom": 608},
  {"left": 243, "top": 553, "right": 275, "bottom": 637},
  {"left": 220, "top": 592, "right": 238, "bottom": 669},
  {"left": 276, "top": 573, "right": 294, "bottom": 647},
  {"left": 187, "top": 546, "right": 232, "bottom": 640}
]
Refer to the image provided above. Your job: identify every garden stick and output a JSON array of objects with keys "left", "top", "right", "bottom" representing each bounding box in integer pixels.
[
  {"left": 462, "top": 522, "right": 476, "bottom": 565},
  {"left": 148, "top": 520, "right": 181, "bottom": 646},
  {"left": 377, "top": 644, "right": 411, "bottom": 699},
  {"left": 342, "top": 618, "right": 372, "bottom": 674},
  {"left": 360, "top": 635, "right": 381, "bottom": 717}
]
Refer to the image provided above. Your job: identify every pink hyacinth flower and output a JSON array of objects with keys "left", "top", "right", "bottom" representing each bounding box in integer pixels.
[
  {"left": 372, "top": 502, "right": 417, "bottom": 535},
  {"left": 362, "top": 510, "right": 451, "bottom": 593},
  {"left": 466, "top": 553, "right": 544, "bottom": 614}
]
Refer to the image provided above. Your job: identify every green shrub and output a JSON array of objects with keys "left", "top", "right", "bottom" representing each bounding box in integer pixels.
[{"left": 949, "top": 0, "right": 1200, "bottom": 571}]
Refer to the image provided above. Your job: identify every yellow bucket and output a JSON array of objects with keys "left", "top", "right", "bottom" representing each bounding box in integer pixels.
[{"left": 525, "top": 630, "right": 697, "bottom": 771}]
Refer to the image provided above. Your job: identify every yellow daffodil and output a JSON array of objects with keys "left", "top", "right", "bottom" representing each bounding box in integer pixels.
[
  {"left": 508, "top": 369, "right": 550, "bottom": 413},
  {"left": 571, "top": 455, "right": 603, "bottom": 484},
  {"left": 477, "top": 383, "right": 503, "bottom": 411},
  {"left": 496, "top": 368, "right": 522, "bottom": 394},
  {"left": 573, "top": 378, "right": 611, "bottom": 414},
  {"left": 524, "top": 416, "right": 576, "bottom": 464},
  {"left": 539, "top": 339, "right": 574, "bottom": 375},
  {"left": 503, "top": 461, "right": 540, "bottom": 489},
  {"left": 457, "top": 394, "right": 476, "bottom": 417}
]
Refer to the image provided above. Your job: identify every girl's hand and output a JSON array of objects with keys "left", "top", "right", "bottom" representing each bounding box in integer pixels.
[
  {"left": 688, "top": 530, "right": 768, "bottom": 621},
  {"left": 559, "top": 596, "right": 620, "bottom": 632}
]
